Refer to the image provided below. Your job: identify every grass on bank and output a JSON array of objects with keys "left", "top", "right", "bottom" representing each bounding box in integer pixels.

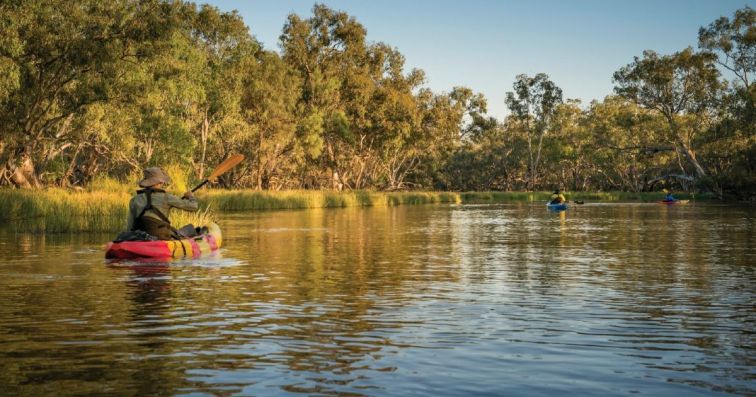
[
  {"left": 202, "top": 190, "right": 460, "bottom": 211},
  {"left": 460, "top": 191, "right": 705, "bottom": 202},
  {"left": 0, "top": 188, "right": 462, "bottom": 233},
  {"left": 0, "top": 189, "right": 129, "bottom": 233},
  {"left": 0, "top": 187, "right": 705, "bottom": 233}
]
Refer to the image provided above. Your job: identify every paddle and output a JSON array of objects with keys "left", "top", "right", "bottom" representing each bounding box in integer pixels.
[{"left": 191, "top": 154, "right": 245, "bottom": 192}]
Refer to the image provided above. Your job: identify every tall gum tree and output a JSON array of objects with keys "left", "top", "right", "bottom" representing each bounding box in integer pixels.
[
  {"left": 613, "top": 48, "right": 723, "bottom": 179},
  {"left": 698, "top": 6, "right": 755, "bottom": 196},
  {"left": 0, "top": 0, "right": 180, "bottom": 188},
  {"left": 504, "top": 73, "right": 563, "bottom": 190},
  {"left": 548, "top": 100, "right": 591, "bottom": 191},
  {"left": 280, "top": 5, "right": 366, "bottom": 189},
  {"left": 699, "top": 6, "right": 754, "bottom": 91},
  {"left": 240, "top": 51, "right": 301, "bottom": 190},
  {"left": 585, "top": 97, "right": 670, "bottom": 191},
  {"left": 413, "top": 86, "right": 487, "bottom": 190},
  {"left": 186, "top": 4, "right": 260, "bottom": 180},
  {"left": 280, "top": 4, "right": 451, "bottom": 190},
  {"left": 698, "top": 6, "right": 754, "bottom": 136}
]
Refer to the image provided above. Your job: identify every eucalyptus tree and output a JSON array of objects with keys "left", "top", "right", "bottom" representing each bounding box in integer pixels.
[
  {"left": 280, "top": 4, "right": 369, "bottom": 189},
  {"left": 129, "top": 28, "right": 204, "bottom": 169},
  {"left": 699, "top": 6, "right": 754, "bottom": 90},
  {"left": 584, "top": 97, "right": 670, "bottom": 191},
  {"left": 383, "top": 86, "right": 485, "bottom": 191},
  {"left": 365, "top": 46, "right": 432, "bottom": 190},
  {"left": 698, "top": 6, "right": 754, "bottom": 134},
  {"left": 183, "top": 4, "right": 261, "bottom": 180},
  {"left": 0, "top": 2, "right": 21, "bottom": 106},
  {"left": 545, "top": 100, "right": 593, "bottom": 190},
  {"left": 444, "top": 114, "right": 511, "bottom": 191},
  {"left": 613, "top": 48, "right": 723, "bottom": 180},
  {"left": 240, "top": 51, "right": 301, "bottom": 190},
  {"left": 0, "top": 0, "right": 180, "bottom": 187},
  {"left": 698, "top": 6, "right": 755, "bottom": 197},
  {"left": 280, "top": 4, "right": 457, "bottom": 190},
  {"left": 504, "top": 73, "right": 563, "bottom": 190}
]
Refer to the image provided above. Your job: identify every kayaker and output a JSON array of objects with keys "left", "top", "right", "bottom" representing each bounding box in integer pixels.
[
  {"left": 126, "top": 167, "right": 199, "bottom": 240},
  {"left": 549, "top": 189, "right": 566, "bottom": 204},
  {"left": 663, "top": 189, "right": 677, "bottom": 202}
]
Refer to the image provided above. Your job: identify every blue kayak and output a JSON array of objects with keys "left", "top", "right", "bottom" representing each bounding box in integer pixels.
[{"left": 547, "top": 202, "right": 568, "bottom": 211}]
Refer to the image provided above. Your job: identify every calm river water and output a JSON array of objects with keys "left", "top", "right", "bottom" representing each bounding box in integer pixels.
[{"left": 0, "top": 203, "right": 753, "bottom": 396}]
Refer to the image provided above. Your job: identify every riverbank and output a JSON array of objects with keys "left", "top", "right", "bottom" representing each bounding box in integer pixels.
[
  {"left": 460, "top": 191, "right": 703, "bottom": 202},
  {"left": 0, "top": 188, "right": 702, "bottom": 233}
]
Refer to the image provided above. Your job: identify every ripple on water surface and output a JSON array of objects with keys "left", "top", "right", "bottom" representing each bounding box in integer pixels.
[{"left": 0, "top": 203, "right": 753, "bottom": 396}]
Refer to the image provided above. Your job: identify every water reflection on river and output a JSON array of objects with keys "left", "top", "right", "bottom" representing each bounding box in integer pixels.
[{"left": 0, "top": 203, "right": 753, "bottom": 396}]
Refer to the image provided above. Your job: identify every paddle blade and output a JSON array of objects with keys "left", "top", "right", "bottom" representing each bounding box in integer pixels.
[{"left": 207, "top": 154, "right": 245, "bottom": 181}]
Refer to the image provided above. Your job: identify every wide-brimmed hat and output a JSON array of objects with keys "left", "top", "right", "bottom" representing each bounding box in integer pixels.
[{"left": 138, "top": 167, "right": 172, "bottom": 187}]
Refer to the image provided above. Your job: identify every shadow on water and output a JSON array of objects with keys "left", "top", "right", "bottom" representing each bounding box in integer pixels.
[{"left": 0, "top": 203, "right": 753, "bottom": 396}]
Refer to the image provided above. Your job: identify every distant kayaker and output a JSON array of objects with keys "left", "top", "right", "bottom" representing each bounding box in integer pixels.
[
  {"left": 550, "top": 189, "right": 566, "bottom": 204},
  {"left": 663, "top": 189, "right": 677, "bottom": 202},
  {"left": 127, "top": 167, "right": 198, "bottom": 240}
]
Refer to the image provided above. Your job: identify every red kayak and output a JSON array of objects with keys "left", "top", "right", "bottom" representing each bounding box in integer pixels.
[{"left": 105, "top": 223, "right": 222, "bottom": 259}]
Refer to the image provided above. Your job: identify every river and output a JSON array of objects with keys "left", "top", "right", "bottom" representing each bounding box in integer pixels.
[{"left": 0, "top": 202, "right": 753, "bottom": 396}]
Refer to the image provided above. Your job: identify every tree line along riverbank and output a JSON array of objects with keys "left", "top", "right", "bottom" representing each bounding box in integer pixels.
[{"left": 1, "top": 2, "right": 753, "bottom": 199}]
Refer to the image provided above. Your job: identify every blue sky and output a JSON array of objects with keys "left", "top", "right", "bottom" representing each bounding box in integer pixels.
[{"left": 204, "top": 0, "right": 754, "bottom": 120}]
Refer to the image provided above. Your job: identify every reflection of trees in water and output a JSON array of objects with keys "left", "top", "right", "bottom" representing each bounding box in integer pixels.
[
  {"left": 154, "top": 206, "right": 463, "bottom": 392},
  {"left": 0, "top": 204, "right": 753, "bottom": 395},
  {"left": 108, "top": 263, "right": 192, "bottom": 395},
  {"left": 0, "top": 233, "right": 193, "bottom": 395},
  {"left": 450, "top": 204, "right": 754, "bottom": 394},
  {"left": 124, "top": 204, "right": 754, "bottom": 394},
  {"left": 123, "top": 263, "right": 172, "bottom": 315},
  {"left": 453, "top": 205, "right": 752, "bottom": 331},
  {"left": 480, "top": 204, "right": 753, "bottom": 380}
]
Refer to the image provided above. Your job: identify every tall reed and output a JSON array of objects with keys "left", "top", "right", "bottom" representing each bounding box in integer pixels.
[
  {"left": 460, "top": 191, "right": 548, "bottom": 202},
  {"left": 0, "top": 186, "right": 214, "bottom": 233},
  {"left": 169, "top": 206, "right": 216, "bottom": 229},
  {"left": 0, "top": 188, "right": 129, "bottom": 233},
  {"left": 201, "top": 190, "right": 461, "bottom": 211}
]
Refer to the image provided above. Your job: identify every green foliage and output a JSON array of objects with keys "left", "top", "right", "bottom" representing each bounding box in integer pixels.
[
  {"left": 696, "top": 6, "right": 755, "bottom": 199},
  {"left": 613, "top": 48, "right": 723, "bottom": 179},
  {"left": 0, "top": 3, "right": 752, "bottom": 199},
  {"left": 698, "top": 6, "right": 754, "bottom": 90},
  {"left": 505, "top": 73, "right": 564, "bottom": 190}
]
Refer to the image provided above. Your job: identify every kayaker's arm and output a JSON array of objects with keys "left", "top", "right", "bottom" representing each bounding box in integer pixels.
[{"left": 167, "top": 192, "right": 199, "bottom": 212}]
